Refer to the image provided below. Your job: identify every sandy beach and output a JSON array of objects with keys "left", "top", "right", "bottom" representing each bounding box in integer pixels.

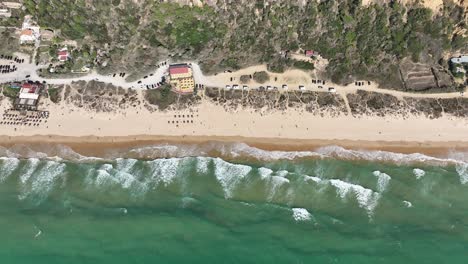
[{"left": 0, "top": 89, "right": 467, "bottom": 156}]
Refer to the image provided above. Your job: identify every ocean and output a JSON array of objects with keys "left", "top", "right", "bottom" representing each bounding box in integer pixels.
[{"left": 0, "top": 143, "right": 467, "bottom": 263}]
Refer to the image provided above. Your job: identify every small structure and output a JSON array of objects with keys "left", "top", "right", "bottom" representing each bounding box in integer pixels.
[
  {"left": 305, "top": 50, "right": 317, "bottom": 57},
  {"left": 451, "top": 55, "right": 468, "bottom": 64},
  {"left": 20, "top": 16, "right": 40, "bottom": 45},
  {"left": 168, "top": 63, "right": 195, "bottom": 93},
  {"left": 14, "top": 82, "right": 42, "bottom": 110},
  {"left": 57, "top": 48, "right": 70, "bottom": 62}
]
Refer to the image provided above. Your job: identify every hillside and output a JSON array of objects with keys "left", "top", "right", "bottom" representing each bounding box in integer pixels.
[{"left": 17, "top": 0, "right": 468, "bottom": 88}]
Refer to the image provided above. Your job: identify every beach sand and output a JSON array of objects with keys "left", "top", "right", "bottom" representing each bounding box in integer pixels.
[{"left": 0, "top": 90, "right": 467, "bottom": 157}]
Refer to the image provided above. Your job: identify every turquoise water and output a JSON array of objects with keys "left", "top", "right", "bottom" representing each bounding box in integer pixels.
[{"left": 0, "top": 143, "right": 467, "bottom": 263}]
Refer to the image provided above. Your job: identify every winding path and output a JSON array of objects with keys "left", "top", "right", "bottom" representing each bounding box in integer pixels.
[{"left": 0, "top": 52, "right": 465, "bottom": 100}]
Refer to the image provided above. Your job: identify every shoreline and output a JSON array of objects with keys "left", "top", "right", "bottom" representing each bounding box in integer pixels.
[{"left": 0, "top": 134, "right": 467, "bottom": 158}]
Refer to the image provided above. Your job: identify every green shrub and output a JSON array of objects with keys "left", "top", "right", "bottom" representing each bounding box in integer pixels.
[
  {"left": 253, "top": 71, "right": 270, "bottom": 83},
  {"left": 292, "top": 60, "right": 315, "bottom": 70},
  {"left": 48, "top": 87, "right": 61, "bottom": 103},
  {"left": 3, "top": 86, "right": 19, "bottom": 99},
  {"left": 145, "top": 84, "right": 177, "bottom": 110}
]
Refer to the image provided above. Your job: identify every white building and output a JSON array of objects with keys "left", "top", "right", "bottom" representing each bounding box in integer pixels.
[
  {"left": 20, "top": 16, "right": 40, "bottom": 45},
  {"left": 19, "top": 83, "right": 41, "bottom": 100}
]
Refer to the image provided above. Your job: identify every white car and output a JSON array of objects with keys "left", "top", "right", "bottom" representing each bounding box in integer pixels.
[
  {"left": 299, "top": 85, "right": 305, "bottom": 90},
  {"left": 233, "top": 85, "right": 240, "bottom": 90},
  {"left": 266, "top": 86, "right": 273, "bottom": 90},
  {"left": 225, "top": 85, "right": 231, "bottom": 90},
  {"left": 328, "top": 87, "right": 336, "bottom": 93},
  {"left": 282, "top": 84, "right": 288, "bottom": 90},
  {"left": 242, "top": 85, "right": 248, "bottom": 90}
]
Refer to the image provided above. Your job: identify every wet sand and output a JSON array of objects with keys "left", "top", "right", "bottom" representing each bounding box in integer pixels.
[{"left": 0, "top": 134, "right": 466, "bottom": 158}]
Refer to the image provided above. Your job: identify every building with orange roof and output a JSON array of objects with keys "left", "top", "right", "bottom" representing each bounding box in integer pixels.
[
  {"left": 168, "top": 64, "right": 195, "bottom": 93},
  {"left": 20, "top": 15, "right": 40, "bottom": 44}
]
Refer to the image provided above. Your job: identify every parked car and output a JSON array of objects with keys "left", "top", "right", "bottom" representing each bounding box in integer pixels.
[
  {"left": 299, "top": 85, "right": 305, "bottom": 90},
  {"left": 318, "top": 86, "right": 323, "bottom": 89},
  {"left": 225, "top": 85, "right": 231, "bottom": 90},
  {"left": 282, "top": 84, "right": 288, "bottom": 90},
  {"left": 328, "top": 87, "right": 336, "bottom": 93}
]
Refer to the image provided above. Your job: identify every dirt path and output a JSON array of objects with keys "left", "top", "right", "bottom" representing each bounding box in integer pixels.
[{"left": 0, "top": 53, "right": 465, "bottom": 101}]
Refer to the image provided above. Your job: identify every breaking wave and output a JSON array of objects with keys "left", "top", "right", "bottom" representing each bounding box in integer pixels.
[
  {"left": 373, "top": 171, "right": 391, "bottom": 193},
  {"left": 0, "top": 142, "right": 466, "bottom": 220},
  {"left": 292, "top": 208, "right": 313, "bottom": 222},
  {"left": 0, "top": 155, "right": 400, "bottom": 218},
  {"left": 413, "top": 168, "right": 426, "bottom": 179},
  {"left": 329, "top": 179, "right": 381, "bottom": 217}
]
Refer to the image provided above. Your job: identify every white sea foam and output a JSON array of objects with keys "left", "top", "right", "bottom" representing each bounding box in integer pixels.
[
  {"left": 292, "top": 208, "right": 312, "bottom": 221},
  {"left": 93, "top": 164, "right": 114, "bottom": 187},
  {"left": 30, "top": 161, "right": 66, "bottom": 199},
  {"left": 403, "top": 201, "right": 413, "bottom": 208},
  {"left": 19, "top": 161, "right": 66, "bottom": 202},
  {"left": 413, "top": 168, "right": 426, "bottom": 179},
  {"left": 316, "top": 145, "right": 462, "bottom": 166},
  {"left": 115, "top": 158, "right": 138, "bottom": 172},
  {"left": 147, "top": 158, "right": 181, "bottom": 186},
  {"left": 223, "top": 143, "right": 322, "bottom": 160},
  {"left": 0, "top": 157, "right": 20, "bottom": 182},
  {"left": 258, "top": 167, "right": 273, "bottom": 179},
  {"left": 114, "top": 171, "right": 137, "bottom": 189},
  {"left": 304, "top": 175, "right": 322, "bottom": 183},
  {"left": 195, "top": 157, "right": 210, "bottom": 174},
  {"left": 266, "top": 175, "right": 290, "bottom": 201},
  {"left": 214, "top": 158, "right": 252, "bottom": 199},
  {"left": 373, "top": 171, "right": 391, "bottom": 192},
  {"left": 19, "top": 158, "right": 40, "bottom": 184},
  {"left": 114, "top": 159, "right": 150, "bottom": 193},
  {"left": 127, "top": 144, "right": 207, "bottom": 159},
  {"left": 456, "top": 163, "right": 468, "bottom": 184},
  {"left": 276, "top": 170, "right": 289, "bottom": 178},
  {"left": 86, "top": 162, "right": 149, "bottom": 196},
  {"left": 329, "top": 179, "right": 380, "bottom": 216}
]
